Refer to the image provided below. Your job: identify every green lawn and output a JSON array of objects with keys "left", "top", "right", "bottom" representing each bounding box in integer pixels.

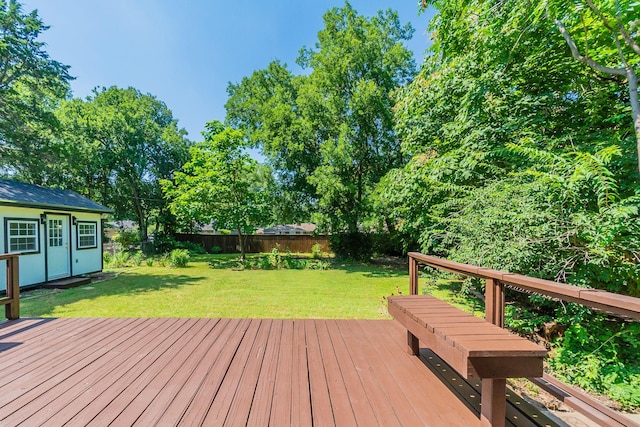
[{"left": 21, "top": 255, "right": 415, "bottom": 319}]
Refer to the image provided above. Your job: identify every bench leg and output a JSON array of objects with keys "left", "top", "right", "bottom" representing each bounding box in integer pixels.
[
  {"left": 480, "top": 378, "right": 506, "bottom": 427},
  {"left": 407, "top": 331, "right": 419, "bottom": 355}
]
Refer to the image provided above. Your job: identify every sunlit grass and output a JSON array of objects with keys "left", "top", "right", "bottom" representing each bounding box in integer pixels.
[{"left": 21, "top": 255, "right": 412, "bottom": 319}]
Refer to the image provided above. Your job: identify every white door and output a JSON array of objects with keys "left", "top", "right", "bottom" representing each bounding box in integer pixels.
[{"left": 47, "top": 215, "right": 71, "bottom": 280}]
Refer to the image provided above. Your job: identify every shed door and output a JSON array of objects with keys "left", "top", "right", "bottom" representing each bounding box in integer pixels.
[{"left": 47, "top": 215, "right": 71, "bottom": 280}]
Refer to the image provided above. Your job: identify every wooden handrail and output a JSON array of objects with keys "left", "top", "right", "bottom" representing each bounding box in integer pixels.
[
  {"left": 408, "top": 252, "right": 640, "bottom": 427},
  {"left": 0, "top": 253, "right": 20, "bottom": 320},
  {"left": 408, "top": 252, "right": 640, "bottom": 320}
]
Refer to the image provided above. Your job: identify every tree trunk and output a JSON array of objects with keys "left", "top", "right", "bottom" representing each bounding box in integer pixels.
[
  {"left": 237, "top": 227, "right": 246, "bottom": 262},
  {"left": 627, "top": 67, "right": 640, "bottom": 175}
]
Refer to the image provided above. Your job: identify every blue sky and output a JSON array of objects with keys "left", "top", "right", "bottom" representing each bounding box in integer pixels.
[{"left": 23, "top": 1, "right": 435, "bottom": 142}]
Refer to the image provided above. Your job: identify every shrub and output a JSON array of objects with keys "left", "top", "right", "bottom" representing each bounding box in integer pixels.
[
  {"left": 145, "top": 258, "right": 154, "bottom": 267},
  {"left": 103, "top": 251, "right": 112, "bottom": 265},
  {"left": 268, "top": 247, "right": 282, "bottom": 269},
  {"left": 329, "top": 232, "right": 373, "bottom": 261},
  {"left": 311, "top": 243, "right": 323, "bottom": 259},
  {"left": 131, "top": 251, "right": 143, "bottom": 266},
  {"left": 284, "top": 252, "right": 307, "bottom": 269},
  {"left": 112, "top": 230, "right": 139, "bottom": 248},
  {"left": 210, "top": 245, "right": 222, "bottom": 254},
  {"left": 169, "top": 249, "right": 190, "bottom": 268},
  {"left": 109, "top": 251, "right": 130, "bottom": 268}
]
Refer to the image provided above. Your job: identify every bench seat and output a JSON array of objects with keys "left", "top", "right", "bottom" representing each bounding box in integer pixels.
[{"left": 388, "top": 295, "right": 547, "bottom": 379}]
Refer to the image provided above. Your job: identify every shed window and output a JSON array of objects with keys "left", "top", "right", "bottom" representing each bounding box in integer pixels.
[
  {"left": 8, "top": 220, "right": 39, "bottom": 253},
  {"left": 77, "top": 222, "right": 97, "bottom": 249}
]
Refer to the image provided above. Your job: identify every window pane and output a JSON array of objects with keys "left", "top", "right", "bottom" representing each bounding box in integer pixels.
[
  {"left": 8, "top": 220, "right": 38, "bottom": 252},
  {"left": 78, "top": 222, "right": 97, "bottom": 248}
]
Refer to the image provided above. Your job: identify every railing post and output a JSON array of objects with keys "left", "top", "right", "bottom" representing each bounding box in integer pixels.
[
  {"left": 407, "top": 254, "right": 420, "bottom": 355},
  {"left": 409, "top": 255, "right": 419, "bottom": 295},
  {"left": 485, "top": 278, "right": 504, "bottom": 328},
  {"left": 6, "top": 255, "right": 20, "bottom": 320},
  {"left": 483, "top": 278, "right": 506, "bottom": 426}
]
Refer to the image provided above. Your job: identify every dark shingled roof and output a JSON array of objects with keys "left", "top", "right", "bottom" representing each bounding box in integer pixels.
[{"left": 0, "top": 179, "right": 112, "bottom": 213}]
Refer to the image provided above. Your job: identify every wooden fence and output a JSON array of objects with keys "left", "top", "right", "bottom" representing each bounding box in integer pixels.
[{"left": 174, "top": 233, "right": 330, "bottom": 254}]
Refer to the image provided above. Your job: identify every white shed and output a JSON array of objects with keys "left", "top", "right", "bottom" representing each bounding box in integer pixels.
[{"left": 0, "top": 179, "right": 112, "bottom": 290}]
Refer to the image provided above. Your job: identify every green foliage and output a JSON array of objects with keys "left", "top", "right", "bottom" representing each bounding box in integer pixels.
[
  {"left": 108, "top": 251, "right": 130, "bottom": 268},
  {"left": 169, "top": 249, "right": 190, "bottom": 268},
  {"left": 145, "top": 258, "right": 153, "bottom": 267},
  {"left": 55, "top": 86, "right": 191, "bottom": 240},
  {"left": 379, "top": 0, "right": 640, "bottom": 295},
  {"left": 268, "top": 247, "right": 283, "bottom": 269},
  {"left": 163, "top": 121, "right": 272, "bottom": 260},
  {"left": 112, "top": 230, "right": 139, "bottom": 248},
  {"left": 210, "top": 246, "right": 222, "bottom": 254},
  {"left": 103, "top": 251, "right": 111, "bottom": 265},
  {"left": 130, "top": 251, "right": 143, "bottom": 267},
  {"left": 549, "top": 311, "right": 640, "bottom": 409},
  {"left": 0, "top": 0, "right": 72, "bottom": 181},
  {"left": 311, "top": 243, "right": 323, "bottom": 259},
  {"left": 226, "top": 4, "right": 416, "bottom": 254},
  {"left": 329, "top": 232, "right": 373, "bottom": 261}
]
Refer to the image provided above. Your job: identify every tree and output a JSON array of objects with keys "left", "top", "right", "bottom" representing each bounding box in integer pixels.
[
  {"left": 226, "top": 61, "right": 317, "bottom": 223},
  {"left": 548, "top": 0, "right": 640, "bottom": 173},
  {"left": 56, "top": 86, "right": 190, "bottom": 240},
  {"left": 382, "top": 0, "right": 640, "bottom": 289},
  {"left": 0, "top": 0, "right": 71, "bottom": 180},
  {"left": 226, "top": 2, "right": 416, "bottom": 258},
  {"left": 163, "top": 121, "right": 272, "bottom": 261}
]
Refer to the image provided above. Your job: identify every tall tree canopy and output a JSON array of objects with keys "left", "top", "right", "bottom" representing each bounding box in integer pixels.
[
  {"left": 379, "top": 0, "right": 639, "bottom": 292},
  {"left": 226, "top": 2, "right": 416, "bottom": 258},
  {"left": 56, "top": 86, "right": 191, "bottom": 240},
  {"left": 0, "top": 0, "right": 71, "bottom": 180},
  {"left": 163, "top": 121, "right": 272, "bottom": 261}
]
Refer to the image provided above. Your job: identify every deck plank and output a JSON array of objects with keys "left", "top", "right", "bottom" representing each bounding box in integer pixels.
[
  {"left": 0, "top": 317, "right": 559, "bottom": 426},
  {"left": 66, "top": 318, "right": 197, "bottom": 426},
  {"left": 304, "top": 319, "right": 336, "bottom": 427},
  {"left": 246, "top": 319, "right": 282, "bottom": 427},
  {"left": 135, "top": 318, "right": 249, "bottom": 426},
  {"left": 269, "top": 319, "right": 295, "bottom": 426},
  {"left": 5, "top": 318, "right": 165, "bottom": 425}
]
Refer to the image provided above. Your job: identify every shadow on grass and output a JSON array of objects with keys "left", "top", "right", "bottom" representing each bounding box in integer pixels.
[{"left": 22, "top": 272, "right": 205, "bottom": 317}]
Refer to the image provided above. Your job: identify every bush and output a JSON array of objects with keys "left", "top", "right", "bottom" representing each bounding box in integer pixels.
[
  {"left": 108, "top": 251, "right": 130, "bottom": 268},
  {"left": 103, "top": 251, "right": 112, "bottom": 265},
  {"left": 329, "top": 232, "right": 373, "bottom": 261},
  {"left": 112, "top": 230, "right": 139, "bottom": 248},
  {"left": 152, "top": 233, "right": 207, "bottom": 255},
  {"left": 210, "top": 245, "right": 222, "bottom": 254},
  {"left": 284, "top": 252, "right": 307, "bottom": 269},
  {"left": 311, "top": 243, "right": 323, "bottom": 259},
  {"left": 131, "top": 251, "right": 143, "bottom": 266},
  {"left": 169, "top": 249, "right": 190, "bottom": 268},
  {"left": 268, "top": 247, "right": 283, "bottom": 269},
  {"left": 145, "top": 258, "right": 154, "bottom": 267}
]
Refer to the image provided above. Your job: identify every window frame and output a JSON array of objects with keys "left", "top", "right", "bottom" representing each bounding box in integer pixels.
[
  {"left": 76, "top": 221, "right": 98, "bottom": 250},
  {"left": 5, "top": 218, "right": 41, "bottom": 254}
]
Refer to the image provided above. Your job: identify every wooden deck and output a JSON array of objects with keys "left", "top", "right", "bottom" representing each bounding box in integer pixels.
[{"left": 0, "top": 317, "right": 559, "bottom": 426}]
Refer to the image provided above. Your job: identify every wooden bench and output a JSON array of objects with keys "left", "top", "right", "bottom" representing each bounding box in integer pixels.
[{"left": 388, "top": 295, "right": 548, "bottom": 427}]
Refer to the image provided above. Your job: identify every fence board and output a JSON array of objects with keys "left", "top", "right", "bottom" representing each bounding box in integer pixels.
[{"left": 174, "top": 234, "right": 330, "bottom": 254}]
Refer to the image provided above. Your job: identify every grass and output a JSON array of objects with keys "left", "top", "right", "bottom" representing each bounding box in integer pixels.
[{"left": 20, "top": 254, "right": 412, "bottom": 319}]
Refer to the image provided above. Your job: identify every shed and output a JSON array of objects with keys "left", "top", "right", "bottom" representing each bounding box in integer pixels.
[{"left": 0, "top": 179, "right": 112, "bottom": 290}]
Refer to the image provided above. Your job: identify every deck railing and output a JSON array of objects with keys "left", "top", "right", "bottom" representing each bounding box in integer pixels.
[
  {"left": 0, "top": 253, "right": 20, "bottom": 320},
  {"left": 408, "top": 252, "right": 640, "bottom": 427}
]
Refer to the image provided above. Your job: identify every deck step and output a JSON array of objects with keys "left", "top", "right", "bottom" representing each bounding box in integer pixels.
[{"left": 42, "top": 276, "right": 92, "bottom": 289}]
